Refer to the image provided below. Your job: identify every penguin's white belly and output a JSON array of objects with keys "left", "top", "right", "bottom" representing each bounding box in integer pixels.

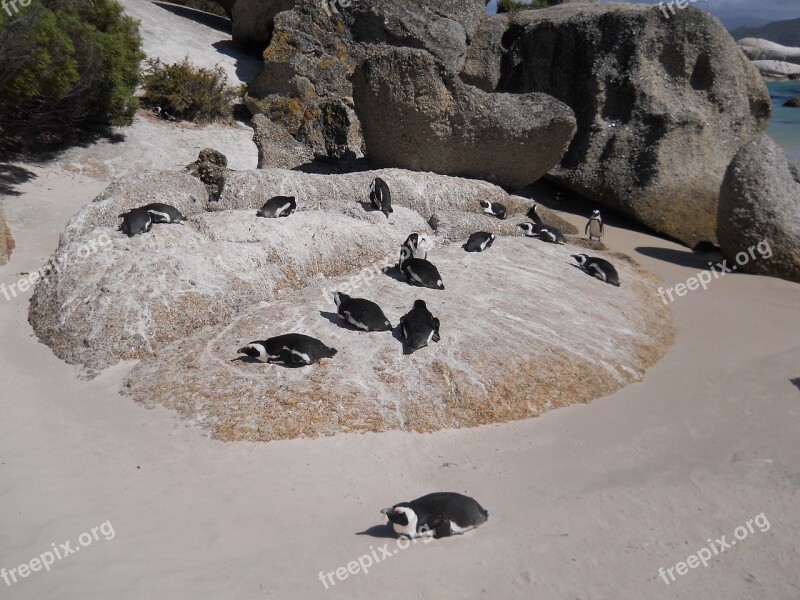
[{"left": 449, "top": 521, "right": 475, "bottom": 535}]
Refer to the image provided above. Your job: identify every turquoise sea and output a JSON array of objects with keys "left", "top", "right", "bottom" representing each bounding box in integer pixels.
[{"left": 766, "top": 80, "right": 800, "bottom": 165}]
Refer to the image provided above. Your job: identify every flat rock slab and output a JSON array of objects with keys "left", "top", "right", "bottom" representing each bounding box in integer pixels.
[{"left": 126, "top": 237, "right": 673, "bottom": 442}]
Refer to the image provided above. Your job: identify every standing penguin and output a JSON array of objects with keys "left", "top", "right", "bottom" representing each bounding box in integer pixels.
[
  {"left": 464, "top": 232, "right": 495, "bottom": 252},
  {"left": 480, "top": 200, "right": 507, "bottom": 220},
  {"left": 119, "top": 207, "right": 153, "bottom": 237},
  {"left": 142, "top": 203, "right": 188, "bottom": 224},
  {"left": 257, "top": 196, "right": 297, "bottom": 218},
  {"left": 398, "top": 299, "right": 440, "bottom": 353},
  {"left": 333, "top": 292, "right": 392, "bottom": 332},
  {"left": 370, "top": 177, "right": 392, "bottom": 217},
  {"left": 237, "top": 334, "right": 337, "bottom": 366},
  {"left": 380, "top": 492, "right": 488, "bottom": 539},
  {"left": 571, "top": 254, "right": 620, "bottom": 286},
  {"left": 526, "top": 204, "right": 543, "bottom": 225},
  {"left": 585, "top": 209, "right": 604, "bottom": 241},
  {"left": 398, "top": 247, "right": 444, "bottom": 290},
  {"left": 400, "top": 233, "right": 429, "bottom": 262}
]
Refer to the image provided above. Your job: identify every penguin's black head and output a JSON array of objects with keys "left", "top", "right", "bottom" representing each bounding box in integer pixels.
[
  {"left": 571, "top": 254, "right": 589, "bottom": 266},
  {"left": 333, "top": 291, "right": 348, "bottom": 308},
  {"left": 380, "top": 503, "right": 413, "bottom": 526},
  {"left": 412, "top": 299, "right": 427, "bottom": 310},
  {"left": 480, "top": 200, "right": 490, "bottom": 209},
  {"left": 238, "top": 344, "right": 261, "bottom": 359},
  {"left": 592, "top": 209, "right": 601, "bottom": 217},
  {"left": 517, "top": 223, "right": 532, "bottom": 233}
]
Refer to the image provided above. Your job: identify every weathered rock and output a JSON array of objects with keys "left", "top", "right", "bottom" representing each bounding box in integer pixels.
[
  {"left": 738, "top": 38, "right": 800, "bottom": 66},
  {"left": 186, "top": 148, "right": 229, "bottom": 201},
  {"left": 470, "top": 4, "right": 771, "bottom": 246},
  {"left": 30, "top": 167, "right": 540, "bottom": 371},
  {"left": 428, "top": 206, "right": 578, "bottom": 243},
  {"left": 785, "top": 97, "right": 800, "bottom": 108},
  {"left": 353, "top": 46, "right": 576, "bottom": 189},
  {"left": 718, "top": 135, "right": 800, "bottom": 283},
  {"left": 252, "top": 114, "right": 314, "bottom": 169},
  {"left": 750, "top": 60, "right": 800, "bottom": 79},
  {"left": 231, "top": 0, "right": 294, "bottom": 51},
  {"left": 461, "top": 15, "right": 510, "bottom": 92},
  {"left": 0, "top": 208, "right": 13, "bottom": 265},
  {"left": 245, "top": 0, "right": 486, "bottom": 160},
  {"left": 125, "top": 237, "right": 673, "bottom": 442}
]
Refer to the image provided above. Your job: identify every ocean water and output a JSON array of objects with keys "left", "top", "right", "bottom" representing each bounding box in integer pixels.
[{"left": 766, "top": 80, "right": 800, "bottom": 165}]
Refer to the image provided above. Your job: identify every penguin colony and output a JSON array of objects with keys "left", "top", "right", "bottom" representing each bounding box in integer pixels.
[{"left": 117, "top": 178, "right": 622, "bottom": 541}]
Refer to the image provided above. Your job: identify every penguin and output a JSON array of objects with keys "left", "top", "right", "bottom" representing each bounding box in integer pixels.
[
  {"left": 380, "top": 492, "right": 488, "bottom": 539},
  {"left": 369, "top": 177, "right": 392, "bottom": 217},
  {"left": 480, "top": 200, "right": 507, "bottom": 220},
  {"left": 571, "top": 254, "right": 620, "bottom": 287},
  {"left": 142, "top": 203, "right": 188, "bottom": 224},
  {"left": 398, "top": 299, "right": 440, "bottom": 353},
  {"left": 526, "top": 204, "right": 543, "bottom": 225},
  {"left": 400, "top": 233, "right": 428, "bottom": 262},
  {"left": 517, "top": 222, "right": 566, "bottom": 244},
  {"left": 257, "top": 196, "right": 297, "bottom": 218},
  {"left": 585, "top": 209, "right": 604, "bottom": 240},
  {"left": 398, "top": 247, "right": 444, "bottom": 290},
  {"left": 237, "top": 334, "right": 337, "bottom": 366},
  {"left": 464, "top": 231, "right": 495, "bottom": 252},
  {"left": 333, "top": 292, "right": 392, "bottom": 332},
  {"left": 119, "top": 207, "right": 153, "bottom": 237}
]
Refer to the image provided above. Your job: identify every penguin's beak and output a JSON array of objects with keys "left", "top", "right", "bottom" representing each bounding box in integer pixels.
[{"left": 380, "top": 507, "right": 394, "bottom": 515}]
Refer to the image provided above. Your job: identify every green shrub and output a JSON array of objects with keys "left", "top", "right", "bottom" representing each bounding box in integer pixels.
[
  {"left": 0, "top": 0, "right": 144, "bottom": 149},
  {"left": 497, "top": 0, "right": 549, "bottom": 12},
  {"left": 141, "top": 58, "right": 241, "bottom": 123}
]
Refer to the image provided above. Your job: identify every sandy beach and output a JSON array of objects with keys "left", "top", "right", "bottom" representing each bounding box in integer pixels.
[
  {"left": 1, "top": 150, "right": 799, "bottom": 598},
  {"left": 1, "top": 1, "right": 799, "bottom": 598}
]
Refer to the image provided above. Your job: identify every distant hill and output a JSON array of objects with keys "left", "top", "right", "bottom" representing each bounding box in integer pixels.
[
  {"left": 731, "top": 17, "right": 800, "bottom": 47},
  {"left": 721, "top": 15, "right": 771, "bottom": 31}
]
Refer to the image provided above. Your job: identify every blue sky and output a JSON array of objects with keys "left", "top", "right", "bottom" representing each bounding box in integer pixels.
[{"left": 485, "top": 0, "right": 800, "bottom": 26}]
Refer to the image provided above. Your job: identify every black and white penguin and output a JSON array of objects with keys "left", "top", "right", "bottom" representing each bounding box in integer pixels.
[
  {"left": 257, "top": 196, "right": 297, "bottom": 218},
  {"left": 380, "top": 492, "right": 488, "bottom": 539},
  {"left": 237, "top": 334, "right": 338, "bottom": 366},
  {"left": 526, "top": 204, "right": 543, "bottom": 225},
  {"left": 369, "top": 177, "right": 392, "bottom": 217},
  {"left": 142, "top": 203, "right": 188, "bottom": 224},
  {"left": 398, "top": 299, "right": 440, "bottom": 352},
  {"left": 464, "top": 231, "right": 495, "bottom": 252},
  {"left": 572, "top": 254, "right": 620, "bottom": 286},
  {"left": 480, "top": 200, "right": 507, "bottom": 220},
  {"left": 333, "top": 292, "right": 392, "bottom": 332},
  {"left": 400, "top": 233, "right": 428, "bottom": 262},
  {"left": 119, "top": 207, "right": 153, "bottom": 237},
  {"left": 517, "top": 222, "right": 566, "bottom": 244},
  {"left": 585, "top": 209, "right": 604, "bottom": 240},
  {"left": 398, "top": 247, "right": 444, "bottom": 290}
]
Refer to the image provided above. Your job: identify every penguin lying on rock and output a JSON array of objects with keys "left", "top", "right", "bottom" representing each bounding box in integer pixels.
[
  {"left": 398, "top": 246, "right": 444, "bottom": 290},
  {"left": 380, "top": 492, "right": 488, "bottom": 539},
  {"left": 142, "top": 203, "right": 188, "bottom": 224},
  {"left": 517, "top": 222, "right": 566, "bottom": 244},
  {"left": 333, "top": 292, "right": 392, "bottom": 332},
  {"left": 399, "top": 300, "right": 440, "bottom": 353},
  {"left": 571, "top": 254, "right": 620, "bottom": 287},
  {"left": 237, "top": 334, "right": 337, "bottom": 366},
  {"left": 118, "top": 207, "right": 153, "bottom": 237},
  {"left": 480, "top": 200, "right": 507, "bottom": 220},
  {"left": 464, "top": 232, "right": 495, "bottom": 252},
  {"left": 257, "top": 196, "right": 296, "bottom": 218}
]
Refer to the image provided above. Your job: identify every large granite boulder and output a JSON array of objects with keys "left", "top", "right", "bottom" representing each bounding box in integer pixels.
[
  {"left": 231, "top": 0, "right": 294, "bottom": 51},
  {"left": 717, "top": 135, "right": 800, "bottom": 283},
  {"left": 125, "top": 236, "right": 673, "bottom": 442},
  {"left": 463, "top": 4, "right": 771, "bottom": 247},
  {"left": 245, "top": 0, "right": 486, "bottom": 160},
  {"left": 352, "top": 46, "right": 576, "bottom": 188},
  {"left": 30, "top": 167, "right": 545, "bottom": 371}
]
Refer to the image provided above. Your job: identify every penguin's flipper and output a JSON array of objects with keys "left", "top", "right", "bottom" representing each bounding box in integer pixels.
[{"left": 428, "top": 517, "right": 451, "bottom": 539}]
